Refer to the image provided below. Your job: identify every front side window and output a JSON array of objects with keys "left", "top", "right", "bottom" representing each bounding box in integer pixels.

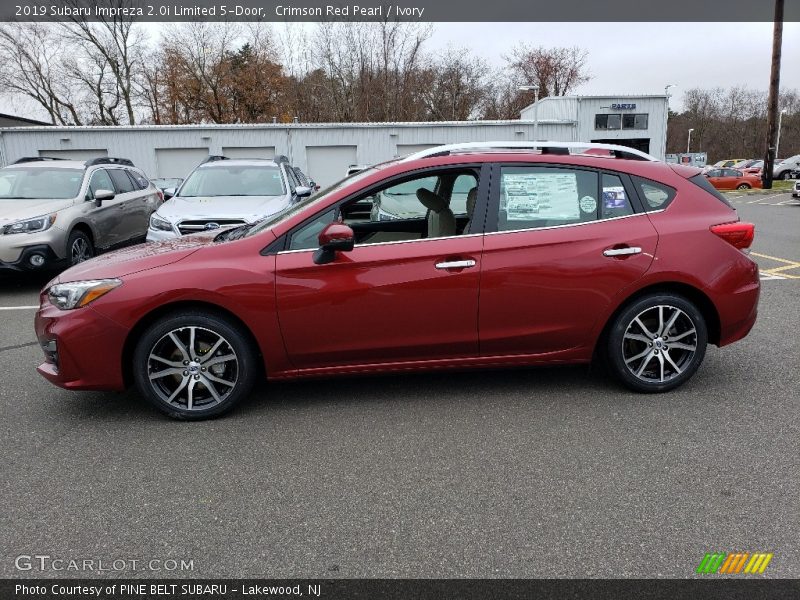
[
  {"left": 498, "top": 166, "right": 599, "bottom": 231},
  {"left": 88, "top": 169, "right": 115, "bottom": 197},
  {"left": 180, "top": 165, "right": 286, "bottom": 197},
  {"left": 370, "top": 176, "right": 438, "bottom": 221},
  {"left": 0, "top": 167, "right": 83, "bottom": 200}
]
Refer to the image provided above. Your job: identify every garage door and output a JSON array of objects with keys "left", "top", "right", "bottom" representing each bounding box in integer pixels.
[
  {"left": 155, "top": 148, "right": 209, "bottom": 178},
  {"left": 222, "top": 146, "right": 276, "bottom": 159},
  {"left": 38, "top": 149, "right": 108, "bottom": 161},
  {"left": 305, "top": 145, "right": 357, "bottom": 188},
  {"left": 396, "top": 144, "right": 440, "bottom": 157}
]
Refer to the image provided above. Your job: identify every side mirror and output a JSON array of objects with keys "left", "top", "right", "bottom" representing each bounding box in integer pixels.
[
  {"left": 93, "top": 188, "right": 115, "bottom": 207},
  {"left": 163, "top": 187, "right": 176, "bottom": 200},
  {"left": 295, "top": 185, "right": 313, "bottom": 198},
  {"left": 313, "top": 222, "right": 355, "bottom": 265}
]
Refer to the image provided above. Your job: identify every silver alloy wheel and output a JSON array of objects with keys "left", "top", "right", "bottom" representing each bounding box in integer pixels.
[
  {"left": 146, "top": 326, "right": 239, "bottom": 411},
  {"left": 621, "top": 304, "right": 698, "bottom": 383},
  {"left": 70, "top": 237, "right": 91, "bottom": 263}
]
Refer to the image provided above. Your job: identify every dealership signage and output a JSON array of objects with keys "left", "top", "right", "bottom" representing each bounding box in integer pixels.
[{"left": 611, "top": 103, "right": 637, "bottom": 110}]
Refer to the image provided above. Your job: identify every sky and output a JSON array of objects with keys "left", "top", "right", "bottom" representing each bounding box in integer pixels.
[{"left": 3, "top": 21, "right": 798, "bottom": 119}]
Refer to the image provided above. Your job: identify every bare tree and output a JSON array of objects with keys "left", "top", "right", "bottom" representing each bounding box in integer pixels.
[
  {"left": 418, "top": 47, "right": 490, "bottom": 121},
  {"left": 0, "top": 23, "right": 85, "bottom": 124}
]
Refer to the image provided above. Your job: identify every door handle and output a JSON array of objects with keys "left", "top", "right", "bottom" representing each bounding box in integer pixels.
[
  {"left": 435, "top": 259, "right": 476, "bottom": 270},
  {"left": 603, "top": 246, "right": 642, "bottom": 257}
]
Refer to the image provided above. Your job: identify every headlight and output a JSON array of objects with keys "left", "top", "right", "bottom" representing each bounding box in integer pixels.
[
  {"left": 48, "top": 279, "right": 122, "bottom": 310},
  {"left": 149, "top": 213, "right": 173, "bottom": 231},
  {"left": 2, "top": 214, "right": 56, "bottom": 235}
]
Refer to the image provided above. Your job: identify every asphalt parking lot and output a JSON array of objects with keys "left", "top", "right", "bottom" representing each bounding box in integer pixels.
[{"left": 1, "top": 194, "right": 798, "bottom": 579}]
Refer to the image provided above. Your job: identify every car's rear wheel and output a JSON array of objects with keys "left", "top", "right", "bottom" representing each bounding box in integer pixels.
[
  {"left": 132, "top": 311, "right": 258, "bottom": 420},
  {"left": 736, "top": 183, "right": 751, "bottom": 190},
  {"left": 67, "top": 230, "right": 94, "bottom": 266},
  {"left": 606, "top": 294, "right": 708, "bottom": 393}
]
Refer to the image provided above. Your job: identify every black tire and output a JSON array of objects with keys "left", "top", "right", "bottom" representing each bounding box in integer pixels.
[
  {"left": 781, "top": 171, "right": 792, "bottom": 180},
  {"left": 132, "top": 311, "right": 259, "bottom": 420},
  {"left": 67, "top": 230, "right": 94, "bottom": 266},
  {"left": 606, "top": 293, "right": 708, "bottom": 393},
  {"left": 736, "top": 183, "right": 750, "bottom": 190}
]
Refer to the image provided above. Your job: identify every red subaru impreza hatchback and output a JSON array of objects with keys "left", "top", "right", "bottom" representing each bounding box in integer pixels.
[{"left": 35, "top": 143, "right": 759, "bottom": 419}]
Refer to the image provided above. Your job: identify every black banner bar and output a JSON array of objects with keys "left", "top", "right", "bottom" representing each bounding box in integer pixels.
[
  {"left": 2, "top": 579, "right": 799, "bottom": 600},
  {"left": 2, "top": 0, "right": 800, "bottom": 23}
]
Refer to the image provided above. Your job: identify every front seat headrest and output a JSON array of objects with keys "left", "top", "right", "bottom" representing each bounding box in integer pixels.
[
  {"left": 466, "top": 187, "right": 477, "bottom": 217},
  {"left": 417, "top": 188, "right": 448, "bottom": 213}
]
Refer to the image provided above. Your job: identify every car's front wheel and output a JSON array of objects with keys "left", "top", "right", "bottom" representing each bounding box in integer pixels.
[
  {"left": 782, "top": 171, "right": 793, "bottom": 180},
  {"left": 67, "top": 230, "right": 94, "bottom": 266},
  {"left": 736, "top": 183, "right": 751, "bottom": 190},
  {"left": 606, "top": 293, "right": 708, "bottom": 393},
  {"left": 132, "top": 311, "right": 259, "bottom": 419}
]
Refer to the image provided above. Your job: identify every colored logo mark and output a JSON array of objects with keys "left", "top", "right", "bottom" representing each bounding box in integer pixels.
[{"left": 696, "top": 552, "right": 773, "bottom": 574}]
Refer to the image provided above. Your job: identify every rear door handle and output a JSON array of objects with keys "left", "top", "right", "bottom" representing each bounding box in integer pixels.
[
  {"left": 435, "top": 259, "right": 476, "bottom": 270},
  {"left": 603, "top": 246, "right": 642, "bottom": 257}
]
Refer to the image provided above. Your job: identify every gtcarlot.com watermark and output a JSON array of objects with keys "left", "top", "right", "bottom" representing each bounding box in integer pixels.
[{"left": 15, "top": 555, "right": 195, "bottom": 573}]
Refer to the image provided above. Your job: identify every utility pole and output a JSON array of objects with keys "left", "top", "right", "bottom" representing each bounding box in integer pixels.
[{"left": 762, "top": 0, "right": 784, "bottom": 190}]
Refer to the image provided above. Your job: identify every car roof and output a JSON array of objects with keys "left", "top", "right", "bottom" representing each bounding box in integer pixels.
[
  {"left": 5, "top": 159, "right": 87, "bottom": 169},
  {"left": 198, "top": 158, "right": 283, "bottom": 168}
]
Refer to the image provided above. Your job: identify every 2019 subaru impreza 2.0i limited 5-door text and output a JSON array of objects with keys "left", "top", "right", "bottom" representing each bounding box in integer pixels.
[{"left": 35, "top": 142, "right": 760, "bottom": 420}]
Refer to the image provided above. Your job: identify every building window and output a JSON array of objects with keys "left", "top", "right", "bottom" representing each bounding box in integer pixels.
[
  {"left": 623, "top": 114, "right": 649, "bottom": 129},
  {"left": 595, "top": 114, "right": 622, "bottom": 130}
]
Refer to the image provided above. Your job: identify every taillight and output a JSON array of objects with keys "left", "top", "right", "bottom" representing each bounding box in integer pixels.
[{"left": 710, "top": 222, "right": 755, "bottom": 250}]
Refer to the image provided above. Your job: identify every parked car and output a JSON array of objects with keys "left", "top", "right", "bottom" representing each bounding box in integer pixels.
[
  {"left": 773, "top": 155, "right": 800, "bottom": 180},
  {"left": 704, "top": 168, "right": 763, "bottom": 190},
  {"left": 35, "top": 141, "right": 759, "bottom": 420},
  {"left": 1, "top": 156, "right": 160, "bottom": 273},
  {"left": 711, "top": 159, "right": 747, "bottom": 169},
  {"left": 146, "top": 155, "right": 313, "bottom": 241},
  {"left": 291, "top": 166, "right": 319, "bottom": 192},
  {"left": 738, "top": 160, "right": 763, "bottom": 175}
]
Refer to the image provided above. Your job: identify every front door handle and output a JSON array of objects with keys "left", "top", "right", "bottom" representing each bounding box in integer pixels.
[
  {"left": 435, "top": 259, "right": 476, "bottom": 270},
  {"left": 603, "top": 246, "right": 642, "bottom": 257}
]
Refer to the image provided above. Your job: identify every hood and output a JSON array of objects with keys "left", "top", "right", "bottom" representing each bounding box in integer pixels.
[
  {"left": 0, "top": 199, "right": 73, "bottom": 223},
  {"left": 58, "top": 231, "right": 219, "bottom": 282},
  {"left": 157, "top": 195, "right": 292, "bottom": 223}
]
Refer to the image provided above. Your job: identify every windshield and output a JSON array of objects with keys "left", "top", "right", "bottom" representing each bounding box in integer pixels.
[
  {"left": 0, "top": 167, "right": 83, "bottom": 199},
  {"left": 240, "top": 167, "right": 378, "bottom": 239},
  {"left": 179, "top": 165, "right": 285, "bottom": 197}
]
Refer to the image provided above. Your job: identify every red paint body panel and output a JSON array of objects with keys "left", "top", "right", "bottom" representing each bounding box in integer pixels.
[
  {"left": 275, "top": 236, "right": 481, "bottom": 369},
  {"left": 33, "top": 152, "right": 761, "bottom": 392}
]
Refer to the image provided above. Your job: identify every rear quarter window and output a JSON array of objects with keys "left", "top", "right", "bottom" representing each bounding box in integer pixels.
[{"left": 631, "top": 176, "right": 677, "bottom": 211}]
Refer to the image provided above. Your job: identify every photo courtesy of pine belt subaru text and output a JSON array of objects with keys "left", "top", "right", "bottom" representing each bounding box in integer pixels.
[
  {"left": 0, "top": 157, "right": 161, "bottom": 273},
  {"left": 146, "top": 155, "right": 314, "bottom": 241},
  {"left": 35, "top": 142, "right": 760, "bottom": 420}
]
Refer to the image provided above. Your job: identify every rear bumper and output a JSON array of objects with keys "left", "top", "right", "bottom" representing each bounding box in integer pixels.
[
  {"left": 714, "top": 259, "right": 760, "bottom": 347},
  {"left": 35, "top": 302, "right": 129, "bottom": 391}
]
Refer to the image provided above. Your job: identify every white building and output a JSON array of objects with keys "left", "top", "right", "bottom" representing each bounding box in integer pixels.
[
  {"left": 520, "top": 94, "right": 669, "bottom": 160},
  {"left": 0, "top": 95, "right": 669, "bottom": 187}
]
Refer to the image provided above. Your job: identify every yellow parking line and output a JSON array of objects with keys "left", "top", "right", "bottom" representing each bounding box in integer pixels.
[
  {"left": 766, "top": 263, "right": 800, "bottom": 273},
  {"left": 751, "top": 252, "right": 800, "bottom": 266}
]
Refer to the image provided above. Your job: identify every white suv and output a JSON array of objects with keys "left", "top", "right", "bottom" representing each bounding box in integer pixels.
[{"left": 147, "top": 156, "right": 313, "bottom": 241}]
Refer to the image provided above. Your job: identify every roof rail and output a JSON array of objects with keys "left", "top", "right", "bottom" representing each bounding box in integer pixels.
[
  {"left": 274, "top": 155, "right": 290, "bottom": 164},
  {"left": 85, "top": 157, "right": 134, "bottom": 167},
  {"left": 203, "top": 155, "right": 229, "bottom": 163},
  {"left": 13, "top": 156, "right": 67, "bottom": 164},
  {"left": 401, "top": 141, "right": 659, "bottom": 162}
]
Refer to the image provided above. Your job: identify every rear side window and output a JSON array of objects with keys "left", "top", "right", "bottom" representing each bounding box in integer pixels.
[
  {"left": 631, "top": 176, "right": 677, "bottom": 211},
  {"left": 686, "top": 173, "right": 734, "bottom": 208},
  {"left": 108, "top": 168, "right": 135, "bottom": 193},
  {"left": 128, "top": 169, "right": 150, "bottom": 190}
]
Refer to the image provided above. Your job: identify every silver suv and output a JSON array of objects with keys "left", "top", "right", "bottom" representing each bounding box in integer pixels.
[
  {"left": 146, "top": 156, "right": 313, "bottom": 241},
  {"left": 0, "top": 157, "right": 161, "bottom": 273}
]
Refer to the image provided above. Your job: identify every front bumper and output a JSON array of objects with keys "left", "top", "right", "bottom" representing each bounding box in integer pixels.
[
  {"left": 35, "top": 301, "right": 129, "bottom": 391},
  {"left": 0, "top": 244, "right": 64, "bottom": 272}
]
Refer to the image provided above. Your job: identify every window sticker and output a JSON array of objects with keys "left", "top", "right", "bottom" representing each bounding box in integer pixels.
[
  {"left": 602, "top": 186, "right": 627, "bottom": 210},
  {"left": 580, "top": 195, "right": 597, "bottom": 213},
  {"left": 503, "top": 172, "right": 580, "bottom": 221}
]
